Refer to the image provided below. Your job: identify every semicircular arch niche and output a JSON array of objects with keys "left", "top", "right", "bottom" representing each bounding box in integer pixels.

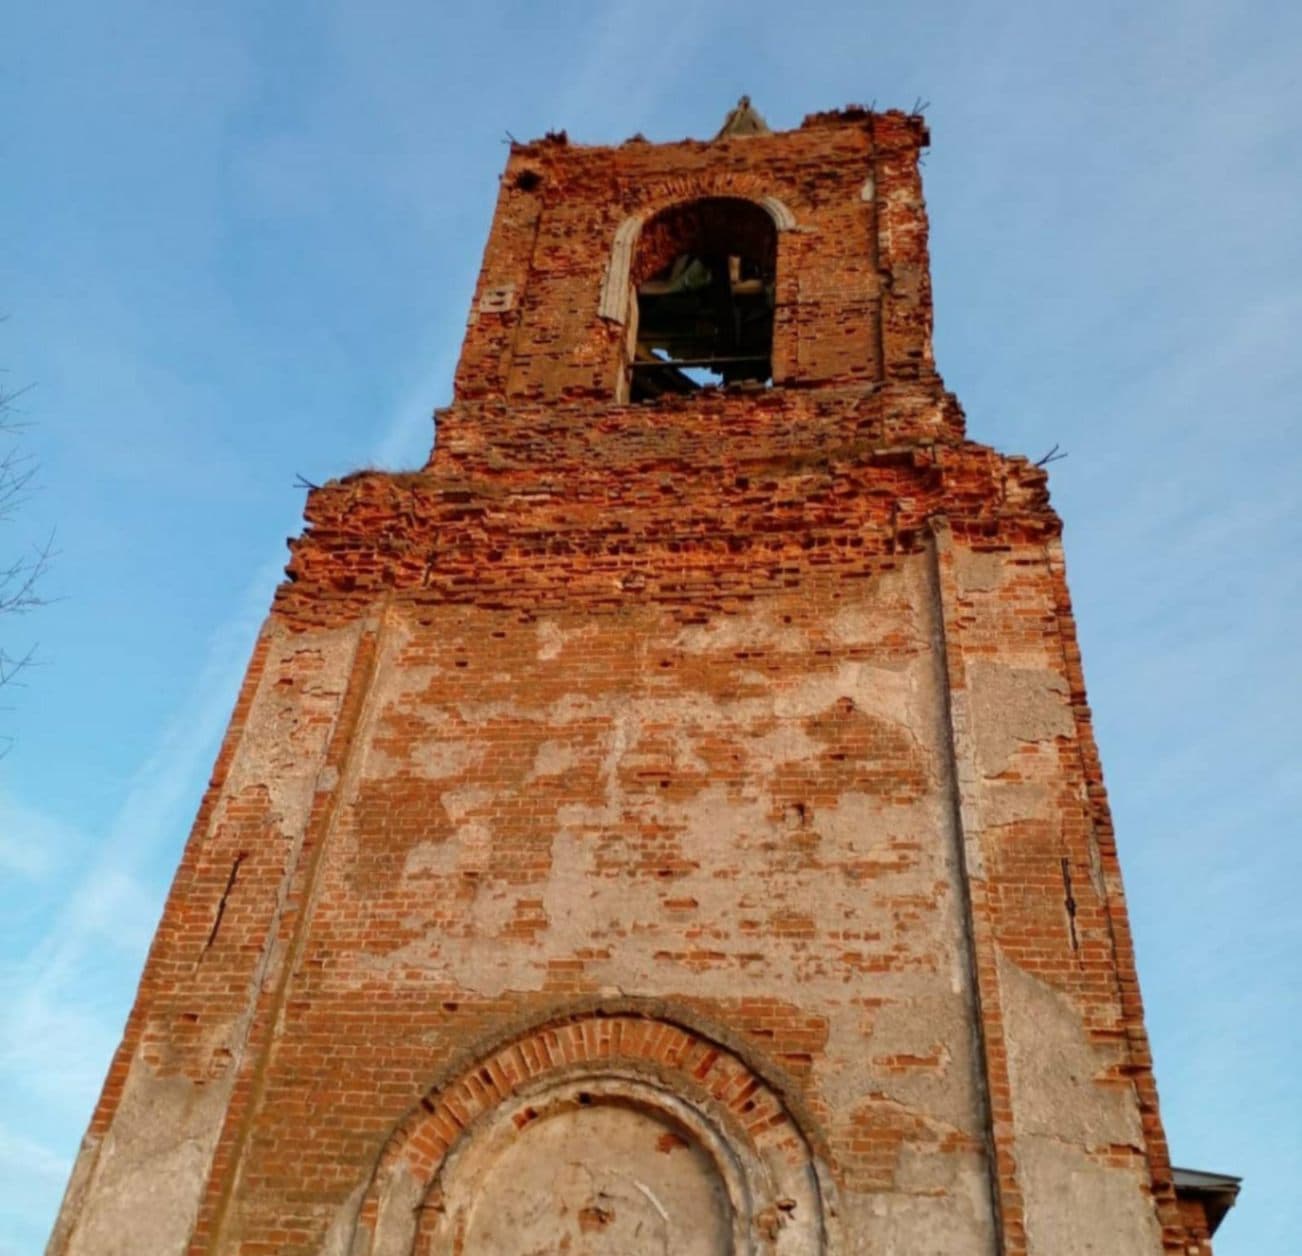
[{"left": 353, "top": 1013, "right": 831, "bottom": 1255}]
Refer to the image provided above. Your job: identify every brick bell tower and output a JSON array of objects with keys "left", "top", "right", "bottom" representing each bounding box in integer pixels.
[{"left": 51, "top": 100, "right": 1236, "bottom": 1255}]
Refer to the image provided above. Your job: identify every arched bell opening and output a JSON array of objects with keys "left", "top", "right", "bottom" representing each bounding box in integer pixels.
[{"left": 627, "top": 198, "right": 779, "bottom": 401}]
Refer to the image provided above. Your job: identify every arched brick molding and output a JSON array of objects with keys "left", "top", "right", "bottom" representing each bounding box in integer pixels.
[
  {"left": 351, "top": 1013, "right": 831, "bottom": 1255},
  {"left": 599, "top": 190, "right": 797, "bottom": 325}
]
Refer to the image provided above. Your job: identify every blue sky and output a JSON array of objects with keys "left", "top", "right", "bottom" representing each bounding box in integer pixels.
[{"left": 2, "top": 2, "right": 1298, "bottom": 1251}]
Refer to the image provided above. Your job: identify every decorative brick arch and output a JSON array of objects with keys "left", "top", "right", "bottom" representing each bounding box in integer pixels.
[
  {"left": 350, "top": 1012, "right": 831, "bottom": 1254},
  {"left": 598, "top": 182, "right": 797, "bottom": 324}
]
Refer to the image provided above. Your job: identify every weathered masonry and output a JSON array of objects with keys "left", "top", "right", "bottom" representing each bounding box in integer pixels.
[{"left": 50, "top": 99, "right": 1238, "bottom": 1255}]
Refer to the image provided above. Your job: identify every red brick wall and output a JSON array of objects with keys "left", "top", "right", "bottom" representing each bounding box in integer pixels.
[
  {"left": 453, "top": 110, "right": 931, "bottom": 404},
  {"left": 51, "top": 108, "right": 1194, "bottom": 1256},
  {"left": 1176, "top": 1197, "right": 1215, "bottom": 1256}
]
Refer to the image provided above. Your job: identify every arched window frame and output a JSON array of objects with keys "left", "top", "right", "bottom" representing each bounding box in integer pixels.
[
  {"left": 601, "top": 195, "right": 797, "bottom": 401},
  {"left": 343, "top": 1009, "right": 835, "bottom": 1256}
]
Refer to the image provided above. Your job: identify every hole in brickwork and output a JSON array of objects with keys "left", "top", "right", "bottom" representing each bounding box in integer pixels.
[{"left": 629, "top": 197, "right": 776, "bottom": 400}]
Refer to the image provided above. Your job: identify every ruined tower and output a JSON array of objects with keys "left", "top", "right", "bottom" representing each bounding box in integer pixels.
[{"left": 51, "top": 102, "right": 1237, "bottom": 1254}]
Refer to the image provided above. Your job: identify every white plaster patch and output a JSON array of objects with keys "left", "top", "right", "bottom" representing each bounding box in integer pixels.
[
  {"left": 967, "top": 662, "right": 1074, "bottom": 776},
  {"left": 771, "top": 661, "right": 916, "bottom": 725},
  {"left": 410, "top": 738, "right": 482, "bottom": 780},
  {"left": 224, "top": 622, "right": 360, "bottom": 818},
  {"left": 440, "top": 786, "right": 496, "bottom": 824},
  {"left": 978, "top": 780, "right": 1052, "bottom": 828},
  {"left": 673, "top": 613, "right": 808, "bottom": 655},
  {"left": 529, "top": 739, "right": 579, "bottom": 779},
  {"left": 999, "top": 952, "right": 1143, "bottom": 1148},
  {"left": 1020, "top": 1138, "right": 1162, "bottom": 1256},
  {"left": 61, "top": 1056, "right": 234, "bottom": 1256},
  {"left": 402, "top": 839, "right": 458, "bottom": 879},
  {"left": 469, "top": 886, "right": 521, "bottom": 937},
  {"left": 534, "top": 617, "right": 604, "bottom": 663},
  {"left": 849, "top": 1156, "right": 994, "bottom": 1255},
  {"left": 752, "top": 721, "right": 824, "bottom": 765},
  {"left": 536, "top": 619, "right": 566, "bottom": 661},
  {"left": 954, "top": 549, "right": 1007, "bottom": 594}
]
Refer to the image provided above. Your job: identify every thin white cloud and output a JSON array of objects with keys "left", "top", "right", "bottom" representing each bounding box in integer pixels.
[
  {"left": 0, "top": 1122, "right": 74, "bottom": 1256},
  {"left": 369, "top": 351, "right": 456, "bottom": 471},
  {"left": 0, "top": 1122, "right": 70, "bottom": 1184},
  {"left": 0, "top": 794, "right": 75, "bottom": 882}
]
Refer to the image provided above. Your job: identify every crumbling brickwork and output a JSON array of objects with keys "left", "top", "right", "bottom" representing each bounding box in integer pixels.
[{"left": 50, "top": 105, "right": 1208, "bottom": 1255}]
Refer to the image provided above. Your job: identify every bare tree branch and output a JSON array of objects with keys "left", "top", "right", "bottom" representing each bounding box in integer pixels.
[{"left": 1, "top": 366, "right": 49, "bottom": 731}]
